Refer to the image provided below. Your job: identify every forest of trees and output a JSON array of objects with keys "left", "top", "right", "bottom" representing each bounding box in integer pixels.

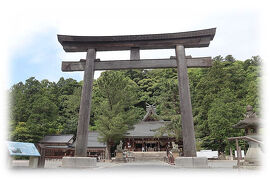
[{"left": 9, "top": 55, "right": 261, "bottom": 155}]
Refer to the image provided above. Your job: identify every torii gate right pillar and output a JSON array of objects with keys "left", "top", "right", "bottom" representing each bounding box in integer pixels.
[{"left": 175, "top": 45, "right": 197, "bottom": 157}]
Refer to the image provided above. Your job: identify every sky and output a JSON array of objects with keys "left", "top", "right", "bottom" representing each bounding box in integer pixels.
[
  {"left": 2, "top": 0, "right": 264, "bottom": 87},
  {"left": 1, "top": 0, "right": 270, "bottom": 178}
]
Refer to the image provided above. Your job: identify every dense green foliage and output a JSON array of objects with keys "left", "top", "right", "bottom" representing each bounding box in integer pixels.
[
  {"left": 94, "top": 71, "right": 144, "bottom": 158},
  {"left": 9, "top": 55, "right": 260, "bottom": 154}
]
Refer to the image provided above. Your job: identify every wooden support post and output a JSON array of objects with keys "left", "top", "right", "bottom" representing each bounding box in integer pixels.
[
  {"left": 130, "top": 47, "right": 140, "bottom": 60},
  {"left": 235, "top": 139, "right": 240, "bottom": 167},
  {"left": 37, "top": 144, "right": 45, "bottom": 168},
  {"left": 230, "top": 147, "right": 233, "bottom": 160},
  {"left": 239, "top": 146, "right": 242, "bottom": 159},
  {"left": 175, "top": 45, "right": 197, "bottom": 157},
  {"left": 75, "top": 49, "right": 96, "bottom": 157}
]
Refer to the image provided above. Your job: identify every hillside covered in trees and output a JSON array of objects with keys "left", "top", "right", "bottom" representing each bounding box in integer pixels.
[{"left": 9, "top": 55, "right": 261, "bottom": 154}]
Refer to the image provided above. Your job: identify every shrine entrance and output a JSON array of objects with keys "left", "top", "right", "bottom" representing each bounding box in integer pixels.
[{"left": 58, "top": 28, "right": 216, "bottom": 158}]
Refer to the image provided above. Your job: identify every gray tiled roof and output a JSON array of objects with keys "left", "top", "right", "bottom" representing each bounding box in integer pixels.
[
  {"left": 72, "top": 132, "right": 106, "bottom": 148},
  {"left": 125, "top": 120, "right": 168, "bottom": 138},
  {"left": 45, "top": 145, "right": 70, "bottom": 149},
  {"left": 40, "top": 134, "right": 74, "bottom": 144}
]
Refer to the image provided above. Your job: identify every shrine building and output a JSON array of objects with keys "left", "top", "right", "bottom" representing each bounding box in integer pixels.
[
  {"left": 39, "top": 132, "right": 106, "bottom": 159},
  {"left": 123, "top": 104, "right": 180, "bottom": 152},
  {"left": 39, "top": 104, "right": 179, "bottom": 159}
]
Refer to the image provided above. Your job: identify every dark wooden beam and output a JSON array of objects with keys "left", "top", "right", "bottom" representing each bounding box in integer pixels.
[
  {"left": 130, "top": 47, "right": 140, "bottom": 60},
  {"left": 61, "top": 57, "right": 212, "bottom": 72},
  {"left": 75, "top": 49, "right": 95, "bottom": 157},
  {"left": 175, "top": 45, "right": 197, "bottom": 157},
  {"left": 57, "top": 28, "right": 216, "bottom": 52}
]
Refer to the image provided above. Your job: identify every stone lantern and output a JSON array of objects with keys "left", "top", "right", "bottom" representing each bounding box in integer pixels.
[
  {"left": 233, "top": 105, "right": 262, "bottom": 165},
  {"left": 233, "top": 105, "right": 259, "bottom": 135}
]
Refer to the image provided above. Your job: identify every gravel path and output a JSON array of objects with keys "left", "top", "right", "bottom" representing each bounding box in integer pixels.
[{"left": 11, "top": 159, "right": 259, "bottom": 172}]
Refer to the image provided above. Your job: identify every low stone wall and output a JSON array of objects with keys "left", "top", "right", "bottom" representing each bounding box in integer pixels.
[
  {"left": 62, "top": 157, "right": 96, "bottom": 168},
  {"left": 175, "top": 157, "right": 208, "bottom": 168},
  {"left": 45, "top": 159, "right": 62, "bottom": 168},
  {"left": 131, "top": 152, "right": 167, "bottom": 161}
]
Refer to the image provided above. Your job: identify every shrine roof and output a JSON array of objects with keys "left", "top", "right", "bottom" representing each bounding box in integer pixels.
[
  {"left": 125, "top": 120, "right": 168, "bottom": 138},
  {"left": 72, "top": 131, "right": 106, "bottom": 148},
  {"left": 58, "top": 28, "right": 216, "bottom": 52},
  {"left": 44, "top": 145, "right": 70, "bottom": 149},
  {"left": 40, "top": 134, "right": 74, "bottom": 144}
]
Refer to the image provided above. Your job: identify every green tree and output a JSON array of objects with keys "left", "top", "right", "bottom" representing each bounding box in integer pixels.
[
  {"left": 58, "top": 86, "right": 82, "bottom": 134},
  {"left": 225, "top": 55, "right": 236, "bottom": 62},
  {"left": 95, "top": 71, "right": 143, "bottom": 159},
  {"left": 9, "top": 77, "right": 80, "bottom": 142},
  {"left": 26, "top": 96, "right": 59, "bottom": 142},
  {"left": 10, "top": 122, "right": 29, "bottom": 142},
  {"left": 205, "top": 89, "right": 245, "bottom": 153},
  {"left": 151, "top": 69, "right": 182, "bottom": 141},
  {"left": 10, "top": 95, "right": 59, "bottom": 142},
  {"left": 213, "top": 55, "right": 224, "bottom": 62}
]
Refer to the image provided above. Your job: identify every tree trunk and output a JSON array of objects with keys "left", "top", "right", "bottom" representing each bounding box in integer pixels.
[{"left": 106, "top": 142, "right": 111, "bottom": 160}]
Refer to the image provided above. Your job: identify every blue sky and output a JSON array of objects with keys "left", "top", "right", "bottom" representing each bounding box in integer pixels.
[
  {"left": 8, "top": 10, "right": 261, "bottom": 88},
  {"left": 5, "top": 1, "right": 263, "bottom": 88},
  {"left": 9, "top": 28, "right": 84, "bottom": 87}
]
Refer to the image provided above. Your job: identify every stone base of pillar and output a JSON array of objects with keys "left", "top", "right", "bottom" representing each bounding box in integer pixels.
[
  {"left": 244, "top": 141, "right": 262, "bottom": 165},
  {"left": 112, "top": 152, "right": 126, "bottom": 162},
  {"left": 29, "top": 156, "right": 39, "bottom": 168},
  {"left": 175, "top": 157, "right": 208, "bottom": 168},
  {"left": 115, "top": 151, "right": 123, "bottom": 158},
  {"left": 62, "top": 157, "right": 96, "bottom": 168}
]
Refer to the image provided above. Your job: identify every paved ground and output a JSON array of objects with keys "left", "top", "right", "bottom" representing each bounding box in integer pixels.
[{"left": 10, "top": 159, "right": 259, "bottom": 172}]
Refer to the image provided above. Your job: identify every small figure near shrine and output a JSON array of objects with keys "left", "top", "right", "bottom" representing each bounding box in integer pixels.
[
  {"left": 171, "top": 142, "right": 180, "bottom": 158},
  {"left": 116, "top": 140, "right": 123, "bottom": 152},
  {"left": 172, "top": 142, "right": 179, "bottom": 150},
  {"left": 113, "top": 140, "right": 126, "bottom": 162}
]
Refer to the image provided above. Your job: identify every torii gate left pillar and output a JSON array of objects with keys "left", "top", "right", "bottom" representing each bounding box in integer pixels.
[
  {"left": 75, "top": 49, "right": 95, "bottom": 156},
  {"left": 175, "top": 45, "right": 197, "bottom": 157},
  {"left": 58, "top": 28, "right": 216, "bottom": 158}
]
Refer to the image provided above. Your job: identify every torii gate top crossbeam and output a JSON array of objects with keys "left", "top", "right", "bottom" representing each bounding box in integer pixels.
[{"left": 57, "top": 28, "right": 216, "bottom": 52}]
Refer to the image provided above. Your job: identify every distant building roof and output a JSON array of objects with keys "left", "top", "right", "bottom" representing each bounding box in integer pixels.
[
  {"left": 142, "top": 104, "right": 157, "bottom": 121},
  {"left": 72, "top": 131, "right": 106, "bottom": 148},
  {"left": 125, "top": 120, "right": 168, "bottom": 138},
  {"left": 40, "top": 134, "right": 74, "bottom": 144},
  {"left": 125, "top": 104, "right": 169, "bottom": 138},
  {"left": 45, "top": 145, "right": 70, "bottom": 149}
]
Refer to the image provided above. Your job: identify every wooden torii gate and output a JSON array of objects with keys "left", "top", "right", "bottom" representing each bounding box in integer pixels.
[{"left": 58, "top": 28, "right": 216, "bottom": 157}]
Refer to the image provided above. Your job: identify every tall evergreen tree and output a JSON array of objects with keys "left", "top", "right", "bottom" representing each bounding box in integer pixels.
[{"left": 95, "top": 71, "right": 143, "bottom": 159}]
